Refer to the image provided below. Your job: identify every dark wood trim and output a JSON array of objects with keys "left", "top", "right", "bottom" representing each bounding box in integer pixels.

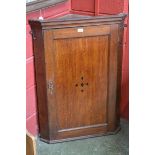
[
  {"left": 31, "top": 24, "right": 51, "bottom": 140},
  {"left": 39, "top": 125, "right": 121, "bottom": 144},
  {"left": 29, "top": 13, "right": 126, "bottom": 23},
  {"left": 42, "top": 22, "right": 121, "bottom": 30},
  {"left": 26, "top": 0, "right": 68, "bottom": 13},
  {"left": 115, "top": 23, "right": 125, "bottom": 127},
  {"left": 29, "top": 13, "right": 127, "bottom": 29}
]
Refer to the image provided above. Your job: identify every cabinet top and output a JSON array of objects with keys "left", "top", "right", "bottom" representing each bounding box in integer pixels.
[{"left": 29, "top": 13, "right": 127, "bottom": 29}]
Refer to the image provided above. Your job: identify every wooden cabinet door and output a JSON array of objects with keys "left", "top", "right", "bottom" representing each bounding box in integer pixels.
[{"left": 43, "top": 24, "right": 119, "bottom": 141}]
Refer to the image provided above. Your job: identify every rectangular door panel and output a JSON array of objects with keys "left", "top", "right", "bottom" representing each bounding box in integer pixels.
[{"left": 53, "top": 35, "right": 110, "bottom": 136}]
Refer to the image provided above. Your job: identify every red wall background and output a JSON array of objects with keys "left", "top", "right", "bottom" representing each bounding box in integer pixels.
[{"left": 26, "top": 0, "right": 129, "bottom": 136}]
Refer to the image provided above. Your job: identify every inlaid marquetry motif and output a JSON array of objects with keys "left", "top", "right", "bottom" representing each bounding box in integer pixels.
[{"left": 75, "top": 76, "right": 88, "bottom": 92}]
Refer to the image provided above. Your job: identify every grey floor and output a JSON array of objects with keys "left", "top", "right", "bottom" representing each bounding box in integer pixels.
[{"left": 36, "top": 119, "right": 129, "bottom": 155}]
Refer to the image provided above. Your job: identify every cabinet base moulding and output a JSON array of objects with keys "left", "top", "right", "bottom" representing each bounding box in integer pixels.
[{"left": 39, "top": 125, "right": 121, "bottom": 144}]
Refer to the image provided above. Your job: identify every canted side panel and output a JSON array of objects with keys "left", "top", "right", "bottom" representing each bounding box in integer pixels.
[
  {"left": 107, "top": 24, "right": 120, "bottom": 132},
  {"left": 116, "top": 23, "right": 125, "bottom": 127},
  {"left": 53, "top": 35, "right": 109, "bottom": 139},
  {"left": 31, "top": 26, "right": 50, "bottom": 140}
]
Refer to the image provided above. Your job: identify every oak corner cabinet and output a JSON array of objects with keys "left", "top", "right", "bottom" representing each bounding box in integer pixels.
[{"left": 29, "top": 13, "right": 126, "bottom": 143}]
